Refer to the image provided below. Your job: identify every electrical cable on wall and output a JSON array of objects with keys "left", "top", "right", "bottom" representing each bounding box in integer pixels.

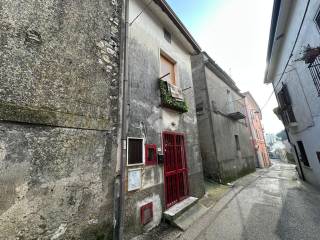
[
  {"left": 261, "top": 0, "right": 311, "bottom": 111},
  {"left": 129, "top": 0, "right": 153, "bottom": 26}
]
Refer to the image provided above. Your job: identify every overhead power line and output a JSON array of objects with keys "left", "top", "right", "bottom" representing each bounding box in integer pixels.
[{"left": 261, "top": 0, "right": 311, "bottom": 111}]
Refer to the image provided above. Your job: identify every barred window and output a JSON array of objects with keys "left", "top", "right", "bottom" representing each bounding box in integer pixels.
[
  {"left": 308, "top": 55, "right": 320, "bottom": 96},
  {"left": 277, "top": 85, "right": 296, "bottom": 125}
]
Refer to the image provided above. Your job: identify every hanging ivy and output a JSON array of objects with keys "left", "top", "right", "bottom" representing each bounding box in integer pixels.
[{"left": 159, "top": 80, "right": 188, "bottom": 113}]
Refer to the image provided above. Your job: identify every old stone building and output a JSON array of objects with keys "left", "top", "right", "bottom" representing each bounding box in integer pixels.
[
  {"left": 0, "top": 1, "right": 122, "bottom": 239},
  {"left": 244, "top": 92, "right": 271, "bottom": 168},
  {"left": 123, "top": 0, "right": 205, "bottom": 238},
  {"left": 192, "top": 52, "right": 256, "bottom": 184}
]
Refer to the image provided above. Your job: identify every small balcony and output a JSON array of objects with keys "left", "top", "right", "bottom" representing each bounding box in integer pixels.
[
  {"left": 226, "top": 100, "right": 246, "bottom": 120},
  {"left": 159, "top": 80, "right": 188, "bottom": 113},
  {"left": 273, "top": 106, "right": 298, "bottom": 128}
]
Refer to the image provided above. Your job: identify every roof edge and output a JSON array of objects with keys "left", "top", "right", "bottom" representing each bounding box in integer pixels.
[
  {"left": 202, "top": 52, "right": 244, "bottom": 97},
  {"left": 154, "top": 0, "right": 202, "bottom": 53},
  {"left": 243, "top": 91, "right": 261, "bottom": 113}
]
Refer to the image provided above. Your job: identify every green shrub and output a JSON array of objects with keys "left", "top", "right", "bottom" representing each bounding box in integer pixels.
[{"left": 159, "top": 80, "right": 188, "bottom": 113}]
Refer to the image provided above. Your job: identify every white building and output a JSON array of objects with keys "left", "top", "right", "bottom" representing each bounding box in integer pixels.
[{"left": 265, "top": 0, "right": 320, "bottom": 188}]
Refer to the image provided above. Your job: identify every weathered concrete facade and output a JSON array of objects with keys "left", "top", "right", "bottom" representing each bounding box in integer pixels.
[
  {"left": 0, "top": 1, "right": 121, "bottom": 239},
  {"left": 123, "top": 0, "right": 205, "bottom": 238},
  {"left": 192, "top": 52, "right": 255, "bottom": 184}
]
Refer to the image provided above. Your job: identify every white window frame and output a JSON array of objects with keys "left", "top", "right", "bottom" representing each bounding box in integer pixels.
[{"left": 127, "top": 137, "right": 145, "bottom": 166}]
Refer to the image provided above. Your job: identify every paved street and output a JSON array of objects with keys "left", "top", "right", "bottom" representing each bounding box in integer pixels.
[{"left": 179, "top": 160, "right": 320, "bottom": 240}]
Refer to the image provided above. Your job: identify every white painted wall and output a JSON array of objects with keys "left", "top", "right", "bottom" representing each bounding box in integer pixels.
[{"left": 268, "top": 0, "right": 320, "bottom": 188}]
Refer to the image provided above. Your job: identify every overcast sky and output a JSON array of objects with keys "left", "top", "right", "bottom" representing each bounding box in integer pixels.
[{"left": 166, "top": 0, "right": 284, "bottom": 134}]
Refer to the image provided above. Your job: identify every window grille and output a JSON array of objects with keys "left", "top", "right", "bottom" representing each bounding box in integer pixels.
[
  {"left": 308, "top": 55, "right": 320, "bottom": 96},
  {"left": 277, "top": 85, "right": 296, "bottom": 125}
]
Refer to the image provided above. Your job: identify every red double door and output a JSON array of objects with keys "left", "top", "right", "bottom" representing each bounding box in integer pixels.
[{"left": 163, "top": 132, "right": 189, "bottom": 209}]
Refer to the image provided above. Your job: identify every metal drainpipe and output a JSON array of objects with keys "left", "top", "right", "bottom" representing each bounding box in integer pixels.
[{"left": 116, "top": 0, "right": 129, "bottom": 239}]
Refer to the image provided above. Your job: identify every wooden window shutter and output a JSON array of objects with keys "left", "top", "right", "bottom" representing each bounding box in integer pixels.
[{"left": 160, "top": 54, "right": 176, "bottom": 85}]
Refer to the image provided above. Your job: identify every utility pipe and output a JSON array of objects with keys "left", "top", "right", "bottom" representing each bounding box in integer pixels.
[{"left": 116, "top": 0, "right": 129, "bottom": 239}]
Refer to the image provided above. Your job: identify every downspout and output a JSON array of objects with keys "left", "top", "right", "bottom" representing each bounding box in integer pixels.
[{"left": 116, "top": 0, "right": 129, "bottom": 239}]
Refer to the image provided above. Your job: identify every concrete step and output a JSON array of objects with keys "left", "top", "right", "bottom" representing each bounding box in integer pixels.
[
  {"left": 173, "top": 203, "right": 208, "bottom": 231},
  {"left": 163, "top": 196, "right": 198, "bottom": 222}
]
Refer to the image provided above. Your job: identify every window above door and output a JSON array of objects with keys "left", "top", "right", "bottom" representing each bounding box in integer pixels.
[{"left": 160, "top": 53, "right": 176, "bottom": 85}]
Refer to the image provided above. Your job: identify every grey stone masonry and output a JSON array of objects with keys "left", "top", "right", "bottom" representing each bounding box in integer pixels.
[{"left": 0, "top": 0, "right": 122, "bottom": 239}]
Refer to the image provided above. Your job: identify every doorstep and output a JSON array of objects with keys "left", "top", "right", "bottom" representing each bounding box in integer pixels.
[{"left": 163, "top": 197, "right": 198, "bottom": 221}]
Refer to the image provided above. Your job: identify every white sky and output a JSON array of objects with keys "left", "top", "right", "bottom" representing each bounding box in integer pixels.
[
  {"left": 196, "top": 0, "right": 284, "bottom": 134},
  {"left": 168, "top": 0, "right": 284, "bottom": 134}
]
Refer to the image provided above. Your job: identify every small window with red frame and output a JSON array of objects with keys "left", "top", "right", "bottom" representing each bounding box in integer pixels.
[
  {"left": 145, "top": 144, "right": 157, "bottom": 166},
  {"left": 140, "top": 202, "right": 153, "bottom": 225}
]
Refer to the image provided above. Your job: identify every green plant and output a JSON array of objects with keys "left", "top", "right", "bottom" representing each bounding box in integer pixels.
[{"left": 159, "top": 80, "right": 188, "bottom": 113}]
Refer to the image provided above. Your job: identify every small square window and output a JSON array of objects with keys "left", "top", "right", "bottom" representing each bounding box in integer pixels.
[
  {"left": 164, "top": 29, "right": 171, "bottom": 43},
  {"left": 196, "top": 102, "right": 204, "bottom": 113},
  {"left": 127, "top": 138, "right": 144, "bottom": 165},
  {"left": 145, "top": 144, "right": 157, "bottom": 166},
  {"left": 140, "top": 202, "right": 153, "bottom": 225}
]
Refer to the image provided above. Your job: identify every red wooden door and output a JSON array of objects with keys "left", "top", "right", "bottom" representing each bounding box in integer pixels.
[{"left": 163, "top": 132, "right": 189, "bottom": 209}]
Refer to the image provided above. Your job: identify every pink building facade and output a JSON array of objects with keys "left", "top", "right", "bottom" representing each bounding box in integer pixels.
[{"left": 244, "top": 92, "right": 271, "bottom": 168}]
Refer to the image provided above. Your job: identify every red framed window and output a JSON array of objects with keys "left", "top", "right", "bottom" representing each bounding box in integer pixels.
[
  {"left": 140, "top": 202, "right": 153, "bottom": 225},
  {"left": 145, "top": 144, "right": 157, "bottom": 166}
]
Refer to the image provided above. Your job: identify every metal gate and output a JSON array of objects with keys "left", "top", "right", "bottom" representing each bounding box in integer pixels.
[{"left": 163, "top": 132, "right": 189, "bottom": 209}]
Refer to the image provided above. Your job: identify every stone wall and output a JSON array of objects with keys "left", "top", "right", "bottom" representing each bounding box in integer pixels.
[
  {"left": 0, "top": 0, "right": 121, "bottom": 239},
  {"left": 192, "top": 53, "right": 255, "bottom": 184}
]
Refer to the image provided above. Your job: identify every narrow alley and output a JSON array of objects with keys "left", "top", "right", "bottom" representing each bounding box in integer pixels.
[
  {"left": 1, "top": 1, "right": 320, "bottom": 239},
  {"left": 179, "top": 160, "right": 320, "bottom": 240},
  {"left": 136, "top": 160, "right": 320, "bottom": 240}
]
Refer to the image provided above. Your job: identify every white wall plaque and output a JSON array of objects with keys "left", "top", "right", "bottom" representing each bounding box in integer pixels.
[{"left": 128, "top": 168, "right": 142, "bottom": 191}]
